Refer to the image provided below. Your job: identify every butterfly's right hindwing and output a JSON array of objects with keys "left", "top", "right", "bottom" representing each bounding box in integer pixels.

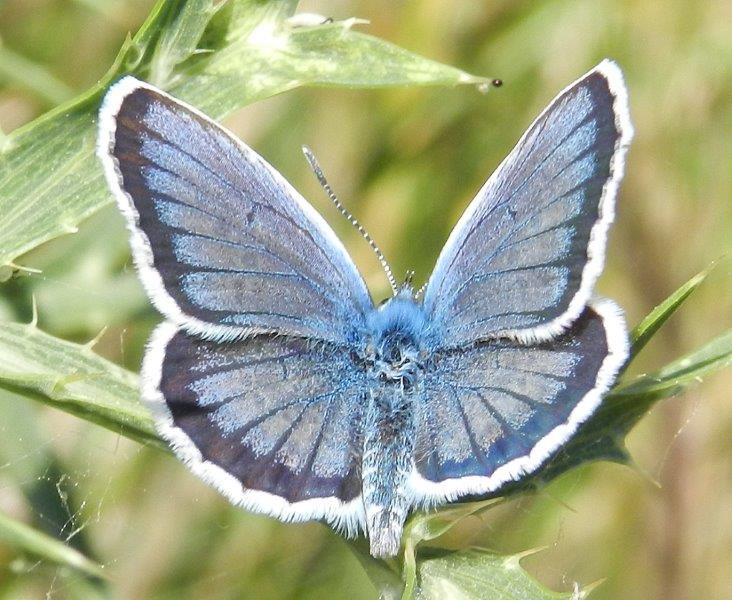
[{"left": 98, "top": 77, "right": 372, "bottom": 343}]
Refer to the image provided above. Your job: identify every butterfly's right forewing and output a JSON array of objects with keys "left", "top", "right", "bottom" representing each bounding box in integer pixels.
[{"left": 423, "top": 61, "right": 632, "bottom": 346}]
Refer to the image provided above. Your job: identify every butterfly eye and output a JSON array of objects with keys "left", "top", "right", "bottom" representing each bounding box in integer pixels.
[{"left": 388, "top": 348, "right": 402, "bottom": 363}]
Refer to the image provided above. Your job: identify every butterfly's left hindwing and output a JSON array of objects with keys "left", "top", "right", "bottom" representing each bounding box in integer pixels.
[{"left": 145, "top": 322, "right": 366, "bottom": 533}]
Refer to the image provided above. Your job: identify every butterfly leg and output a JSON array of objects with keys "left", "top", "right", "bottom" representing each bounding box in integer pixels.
[{"left": 362, "top": 386, "right": 415, "bottom": 558}]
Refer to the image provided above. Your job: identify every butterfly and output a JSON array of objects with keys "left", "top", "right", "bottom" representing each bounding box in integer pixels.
[{"left": 97, "top": 59, "right": 632, "bottom": 558}]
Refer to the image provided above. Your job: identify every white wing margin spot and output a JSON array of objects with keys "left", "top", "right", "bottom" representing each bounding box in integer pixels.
[
  {"left": 406, "top": 297, "right": 629, "bottom": 508},
  {"left": 141, "top": 320, "right": 367, "bottom": 536}
]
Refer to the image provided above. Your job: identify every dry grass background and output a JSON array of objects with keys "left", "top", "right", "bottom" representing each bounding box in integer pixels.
[{"left": 0, "top": 0, "right": 730, "bottom": 598}]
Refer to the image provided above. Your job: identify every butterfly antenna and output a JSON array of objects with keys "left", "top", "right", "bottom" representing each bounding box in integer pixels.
[{"left": 302, "top": 146, "right": 398, "bottom": 296}]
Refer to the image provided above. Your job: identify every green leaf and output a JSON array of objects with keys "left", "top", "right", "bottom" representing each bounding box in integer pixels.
[
  {"left": 147, "top": 0, "right": 219, "bottom": 88},
  {"left": 344, "top": 537, "right": 404, "bottom": 600},
  {"left": 0, "top": 509, "right": 105, "bottom": 578},
  {"left": 415, "top": 549, "right": 592, "bottom": 599},
  {"left": 0, "top": 320, "right": 162, "bottom": 450},
  {"left": 401, "top": 499, "right": 502, "bottom": 599},
  {"left": 0, "top": 0, "right": 486, "bottom": 269},
  {"left": 612, "top": 326, "right": 732, "bottom": 403},
  {"left": 629, "top": 265, "right": 712, "bottom": 358},
  {"left": 0, "top": 123, "right": 8, "bottom": 153},
  {"left": 347, "top": 502, "right": 584, "bottom": 600}
]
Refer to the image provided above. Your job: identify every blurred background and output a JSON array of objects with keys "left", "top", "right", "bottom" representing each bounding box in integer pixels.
[{"left": 0, "top": 0, "right": 730, "bottom": 598}]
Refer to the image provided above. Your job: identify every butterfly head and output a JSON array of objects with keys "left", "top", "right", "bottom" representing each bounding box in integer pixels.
[{"left": 358, "top": 289, "right": 429, "bottom": 389}]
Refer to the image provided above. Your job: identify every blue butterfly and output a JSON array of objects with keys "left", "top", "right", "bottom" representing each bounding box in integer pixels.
[{"left": 97, "top": 59, "right": 633, "bottom": 558}]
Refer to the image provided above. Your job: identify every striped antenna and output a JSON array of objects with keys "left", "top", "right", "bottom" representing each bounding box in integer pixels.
[{"left": 302, "top": 146, "right": 398, "bottom": 296}]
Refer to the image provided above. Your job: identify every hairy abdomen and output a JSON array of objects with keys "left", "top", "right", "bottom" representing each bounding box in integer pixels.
[{"left": 362, "top": 386, "right": 415, "bottom": 558}]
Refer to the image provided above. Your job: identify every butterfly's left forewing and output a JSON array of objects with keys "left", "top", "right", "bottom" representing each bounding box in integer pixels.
[{"left": 98, "top": 77, "right": 372, "bottom": 344}]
